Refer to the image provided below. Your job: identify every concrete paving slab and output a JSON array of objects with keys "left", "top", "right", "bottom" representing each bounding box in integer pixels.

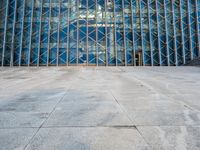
[
  {"left": 167, "top": 94, "right": 200, "bottom": 111},
  {"left": 44, "top": 101, "right": 132, "bottom": 127},
  {"left": 0, "top": 112, "right": 48, "bottom": 128},
  {"left": 111, "top": 93, "right": 170, "bottom": 102},
  {"left": 0, "top": 67, "right": 200, "bottom": 149},
  {"left": 119, "top": 100, "right": 186, "bottom": 111},
  {"left": 128, "top": 109, "right": 200, "bottom": 126},
  {"left": 0, "top": 90, "right": 66, "bottom": 112},
  {"left": 0, "top": 128, "right": 37, "bottom": 150},
  {"left": 137, "top": 126, "right": 200, "bottom": 150},
  {"left": 25, "top": 127, "right": 150, "bottom": 150},
  {"left": 61, "top": 90, "right": 114, "bottom": 103},
  {"left": 0, "top": 101, "right": 58, "bottom": 113}
]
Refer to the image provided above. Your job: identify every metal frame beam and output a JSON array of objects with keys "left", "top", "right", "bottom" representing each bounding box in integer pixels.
[
  {"left": 139, "top": 0, "right": 144, "bottom": 66},
  {"left": 56, "top": 0, "right": 61, "bottom": 66},
  {"left": 179, "top": 0, "right": 186, "bottom": 64},
  {"left": 130, "top": 0, "right": 136, "bottom": 66},
  {"left": 10, "top": 0, "right": 18, "bottom": 67},
  {"left": 47, "top": 0, "right": 52, "bottom": 66},
  {"left": 96, "top": 0, "right": 99, "bottom": 66},
  {"left": 195, "top": 0, "right": 200, "bottom": 57},
  {"left": 87, "top": 0, "right": 89, "bottom": 65},
  {"left": 172, "top": 0, "right": 178, "bottom": 66},
  {"left": 187, "top": 0, "right": 193, "bottom": 60},
  {"left": 37, "top": 0, "right": 43, "bottom": 67},
  {"left": 76, "top": 0, "right": 79, "bottom": 65},
  {"left": 155, "top": 0, "right": 162, "bottom": 66},
  {"left": 28, "top": 0, "right": 34, "bottom": 66},
  {"left": 122, "top": 0, "right": 127, "bottom": 66},
  {"left": 105, "top": 0, "right": 108, "bottom": 66},
  {"left": 147, "top": 0, "right": 153, "bottom": 66},
  {"left": 66, "top": 0, "right": 70, "bottom": 66},
  {"left": 164, "top": 0, "right": 170, "bottom": 66},
  {"left": 1, "top": 0, "right": 9, "bottom": 66}
]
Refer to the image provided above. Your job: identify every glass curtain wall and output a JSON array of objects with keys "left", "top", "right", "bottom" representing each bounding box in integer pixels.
[{"left": 0, "top": 0, "right": 199, "bottom": 66}]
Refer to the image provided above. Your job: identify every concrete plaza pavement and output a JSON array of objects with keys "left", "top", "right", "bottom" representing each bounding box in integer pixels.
[{"left": 0, "top": 67, "right": 200, "bottom": 150}]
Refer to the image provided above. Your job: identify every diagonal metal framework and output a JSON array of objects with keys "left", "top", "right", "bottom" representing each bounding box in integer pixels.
[{"left": 0, "top": 0, "right": 199, "bottom": 66}]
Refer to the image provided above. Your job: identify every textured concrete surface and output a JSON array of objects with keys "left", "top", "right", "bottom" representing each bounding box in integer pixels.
[{"left": 0, "top": 67, "right": 200, "bottom": 150}]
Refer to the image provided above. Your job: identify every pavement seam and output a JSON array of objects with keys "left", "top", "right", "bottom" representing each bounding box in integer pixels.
[
  {"left": 133, "top": 68, "right": 200, "bottom": 113},
  {"left": 132, "top": 72, "right": 200, "bottom": 114},
  {"left": 109, "top": 90, "right": 153, "bottom": 149},
  {"left": 22, "top": 91, "right": 69, "bottom": 150},
  {"left": 23, "top": 71, "right": 81, "bottom": 150},
  {"left": 1, "top": 125, "right": 200, "bottom": 130},
  {"left": 130, "top": 72, "right": 200, "bottom": 149}
]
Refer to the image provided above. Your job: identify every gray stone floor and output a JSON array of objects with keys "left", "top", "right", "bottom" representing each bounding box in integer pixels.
[{"left": 0, "top": 67, "right": 200, "bottom": 150}]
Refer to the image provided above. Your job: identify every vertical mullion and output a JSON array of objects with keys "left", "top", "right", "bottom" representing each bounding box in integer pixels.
[
  {"left": 87, "top": 0, "right": 89, "bottom": 65},
  {"left": 189, "top": 0, "right": 198, "bottom": 59},
  {"left": 149, "top": 0, "right": 159, "bottom": 66},
  {"left": 125, "top": 0, "right": 134, "bottom": 66},
  {"left": 28, "top": 0, "right": 34, "bottom": 66},
  {"left": 172, "top": 0, "right": 178, "bottom": 66},
  {"left": 96, "top": 0, "right": 99, "bottom": 66},
  {"left": 19, "top": 0, "right": 26, "bottom": 66},
  {"left": 47, "top": 0, "right": 52, "bottom": 66},
  {"left": 179, "top": 0, "right": 186, "bottom": 64},
  {"left": 66, "top": 0, "right": 70, "bottom": 66},
  {"left": 155, "top": 0, "right": 162, "bottom": 65},
  {"left": 130, "top": 0, "right": 135, "bottom": 66},
  {"left": 0, "top": 1, "right": 6, "bottom": 66},
  {"left": 122, "top": 0, "right": 127, "bottom": 66},
  {"left": 2, "top": 0, "right": 9, "bottom": 66},
  {"left": 76, "top": 0, "right": 79, "bottom": 65},
  {"left": 132, "top": 1, "right": 143, "bottom": 66},
  {"left": 105, "top": 0, "right": 108, "bottom": 66},
  {"left": 164, "top": 0, "right": 170, "bottom": 66},
  {"left": 141, "top": 0, "right": 151, "bottom": 66},
  {"left": 10, "top": 0, "right": 17, "bottom": 67},
  {"left": 113, "top": 0, "right": 117, "bottom": 66},
  {"left": 165, "top": 0, "right": 175, "bottom": 65},
  {"left": 195, "top": 0, "right": 200, "bottom": 56},
  {"left": 56, "top": 0, "right": 61, "bottom": 66},
  {"left": 37, "top": 0, "right": 43, "bottom": 67},
  {"left": 139, "top": 1, "right": 144, "bottom": 66},
  {"left": 158, "top": 1, "right": 167, "bottom": 65},
  {"left": 147, "top": 0, "right": 153, "bottom": 66},
  {"left": 139, "top": 0, "right": 152, "bottom": 66},
  {"left": 187, "top": 0, "right": 193, "bottom": 60}
]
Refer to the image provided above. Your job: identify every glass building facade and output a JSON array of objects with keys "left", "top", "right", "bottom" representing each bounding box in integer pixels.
[{"left": 0, "top": 0, "right": 200, "bottom": 66}]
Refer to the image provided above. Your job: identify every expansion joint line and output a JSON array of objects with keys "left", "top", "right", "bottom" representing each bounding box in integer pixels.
[
  {"left": 22, "top": 91, "right": 69, "bottom": 150},
  {"left": 109, "top": 90, "right": 153, "bottom": 149},
  {"left": 23, "top": 77, "right": 78, "bottom": 150}
]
